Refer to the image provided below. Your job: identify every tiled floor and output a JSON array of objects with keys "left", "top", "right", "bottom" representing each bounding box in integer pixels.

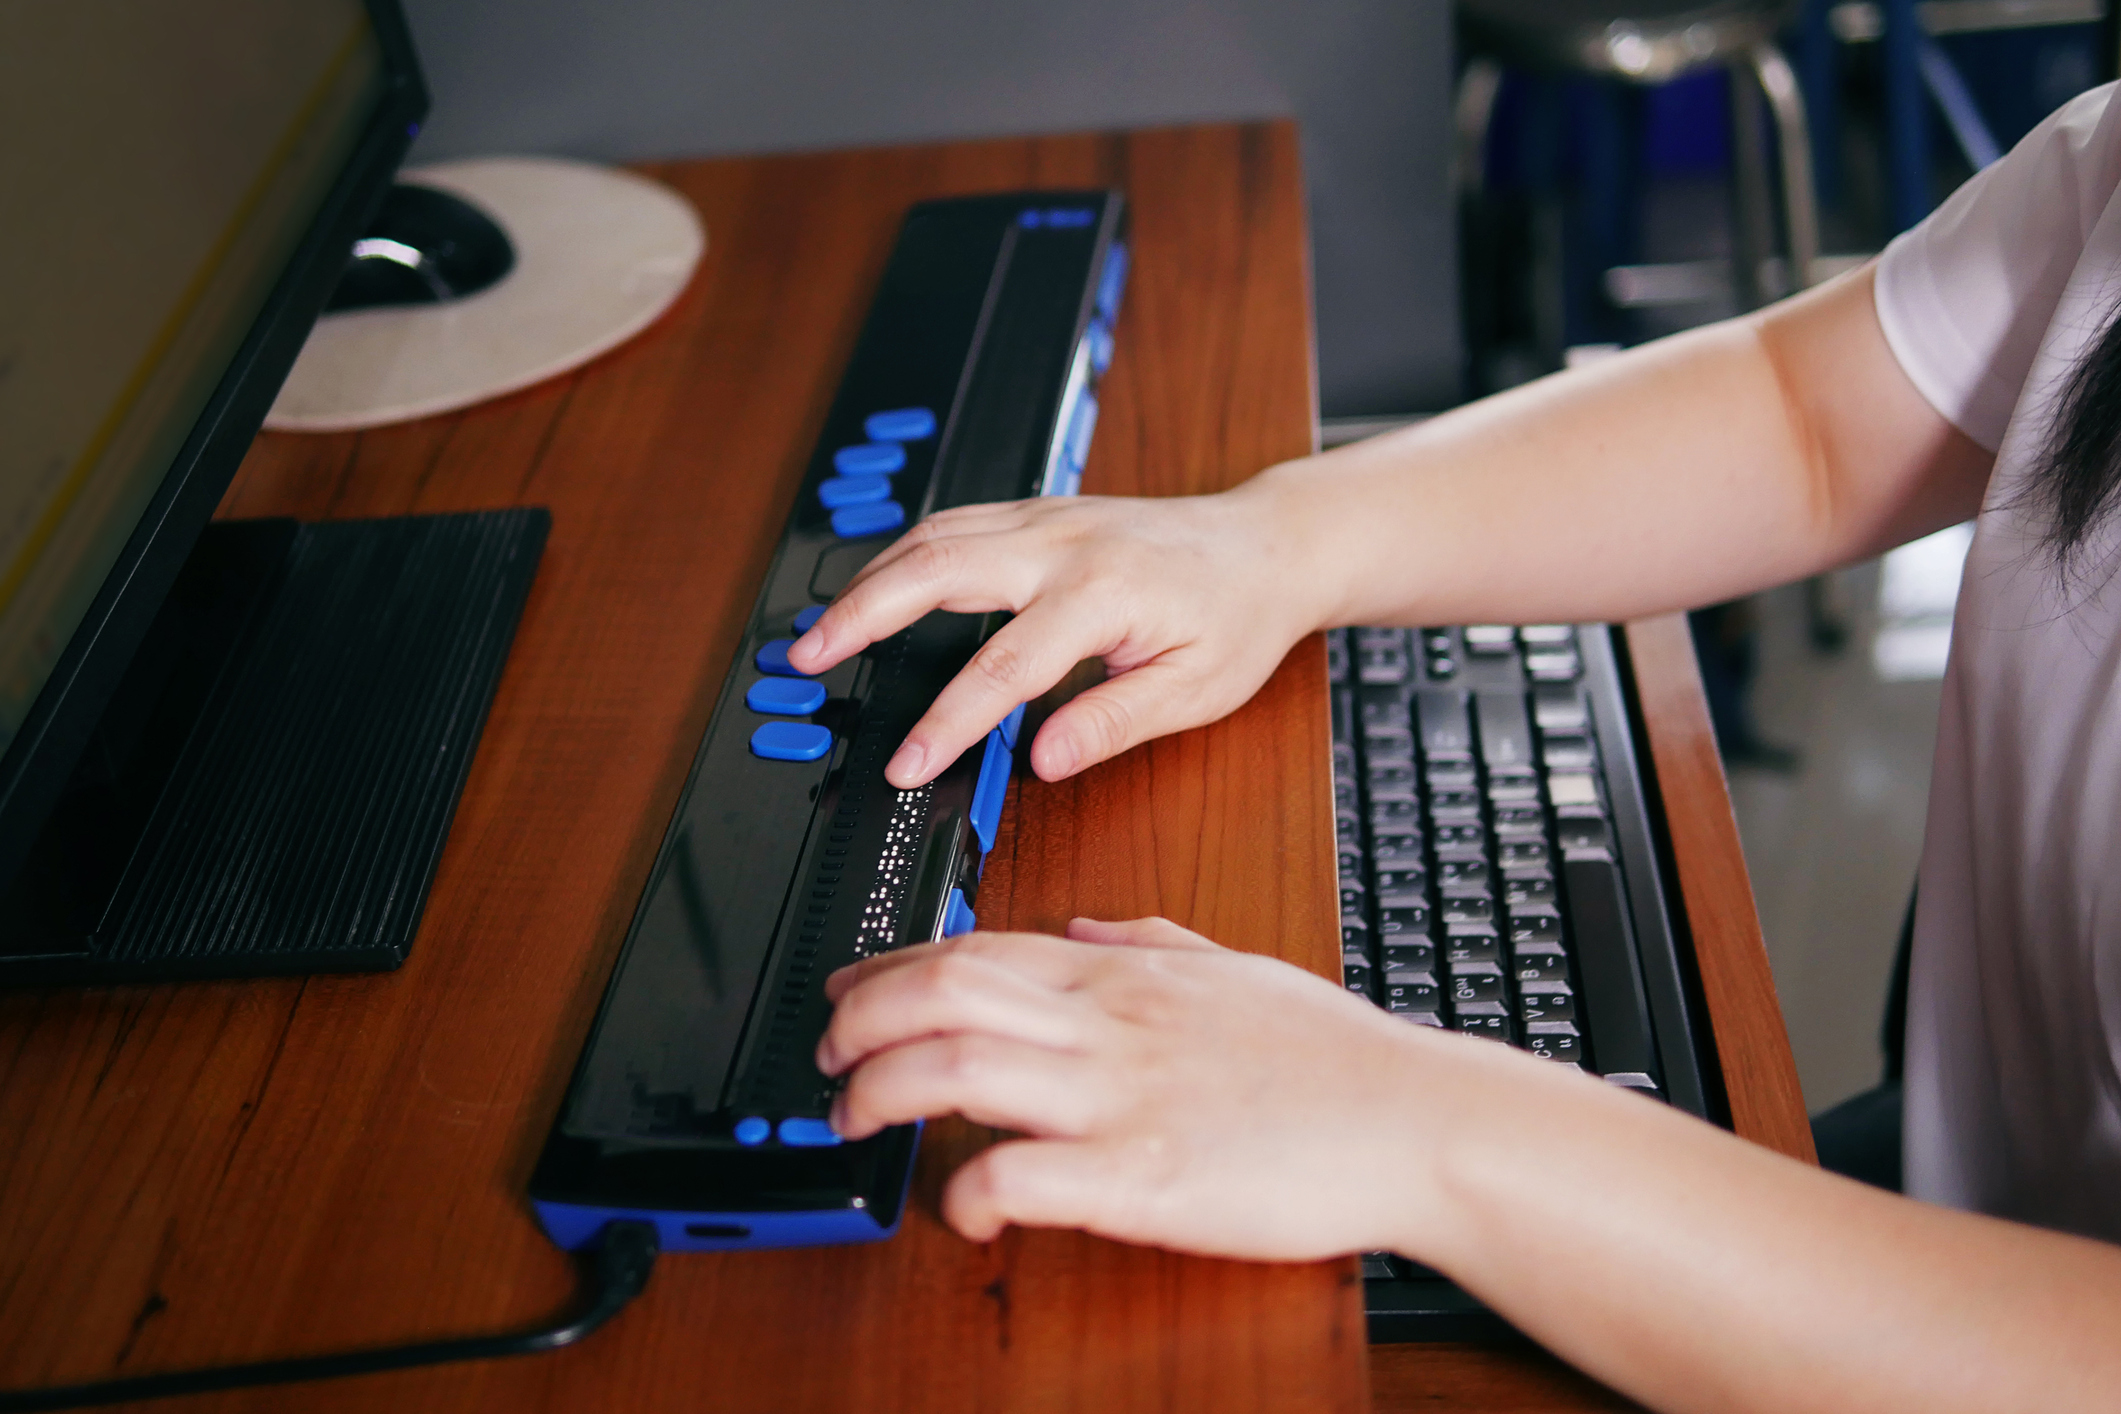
[{"left": 1727, "top": 554, "right": 1956, "bottom": 1112}]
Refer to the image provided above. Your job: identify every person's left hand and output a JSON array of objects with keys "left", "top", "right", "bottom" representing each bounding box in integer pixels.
[{"left": 815, "top": 915, "right": 1546, "bottom": 1261}]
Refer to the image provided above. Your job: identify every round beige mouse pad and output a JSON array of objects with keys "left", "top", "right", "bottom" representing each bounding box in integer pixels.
[{"left": 265, "top": 156, "right": 705, "bottom": 432}]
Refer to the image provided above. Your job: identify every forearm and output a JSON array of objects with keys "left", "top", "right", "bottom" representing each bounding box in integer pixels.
[
  {"left": 1245, "top": 266, "right": 1990, "bottom": 629},
  {"left": 1407, "top": 1050, "right": 2121, "bottom": 1414}
]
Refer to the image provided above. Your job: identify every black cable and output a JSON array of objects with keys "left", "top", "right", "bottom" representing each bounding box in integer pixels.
[{"left": 0, "top": 1221, "right": 659, "bottom": 1412}]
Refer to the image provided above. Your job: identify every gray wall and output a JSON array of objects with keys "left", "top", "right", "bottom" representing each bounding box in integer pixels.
[{"left": 401, "top": 0, "right": 1459, "bottom": 416}]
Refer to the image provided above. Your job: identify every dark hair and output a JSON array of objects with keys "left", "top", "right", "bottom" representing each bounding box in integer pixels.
[{"left": 2032, "top": 299, "right": 2121, "bottom": 573}]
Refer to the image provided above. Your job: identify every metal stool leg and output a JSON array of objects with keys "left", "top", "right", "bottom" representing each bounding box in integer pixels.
[{"left": 1752, "top": 41, "right": 1820, "bottom": 295}]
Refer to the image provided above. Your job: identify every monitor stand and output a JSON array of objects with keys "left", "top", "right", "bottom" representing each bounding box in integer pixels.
[{"left": 0, "top": 508, "right": 547, "bottom": 985}]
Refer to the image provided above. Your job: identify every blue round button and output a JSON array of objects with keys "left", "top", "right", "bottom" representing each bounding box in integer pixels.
[
  {"left": 733, "top": 1116, "right": 771, "bottom": 1146},
  {"left": 864, "top": 407, "right": 937, "bottom": 442},
  {"left": 747, "top": 677, "right": 827, "bottom": 715},
  {"left": 831, "top": 501, "right": 905, "bottom": 539},
  {"left": 833, "top": 442, "right": 906, "bottom": 476},
  {"left": 750, "top": 721, "right": 833, "bottom": 762},
  {"left": 818, "top": 474, "right": 891, "bottom": 509},
  {"left": 755, "top": 639, "right": 811, "bottom": 676}
]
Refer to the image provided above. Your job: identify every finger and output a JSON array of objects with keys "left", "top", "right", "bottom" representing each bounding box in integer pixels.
[
  {"left": 830, "top": 1031, "right": 1102, "bottom": 1141},
  {"left": 940, "top": 1137, "right": 1134, "bottom": 1244},
  {"left": 816, "top": 940, "right": 1095, "bottom": 1075},
  {"left": 1064, "top": 916, "right": 1224, "bottom": 953},
  {"left": 1026, "top": 653, "right": 1240, "bottom": 781},
  {"left": 823, "top": 929, "right": 1101, "bottom": 1004},
  {"left": 885, "top": 600, "right": 1117, "bottom": 787},
  {"left": 842, "top": 501, "right": 1033, "bottom": 587},
  {"left": 788, "top": 519, "right": 1041, "bottom": 676}
]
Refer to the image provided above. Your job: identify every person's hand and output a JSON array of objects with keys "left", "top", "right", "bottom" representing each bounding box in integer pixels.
[
  {"left": 784, "top": 485, "right": 1336, "bottom": 789},
  {"left": 814, "top": 916, "right": 1569, "bottom": 1262}
]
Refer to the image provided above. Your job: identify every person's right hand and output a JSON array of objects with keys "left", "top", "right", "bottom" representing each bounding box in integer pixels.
[{"left": 784, "top": 481, "right": 1335, "bottom": 789}]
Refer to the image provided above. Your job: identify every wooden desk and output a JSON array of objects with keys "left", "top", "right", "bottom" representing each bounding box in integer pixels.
[{"left": 0, "top": 122, "right": 1807, "bottom": 1414}]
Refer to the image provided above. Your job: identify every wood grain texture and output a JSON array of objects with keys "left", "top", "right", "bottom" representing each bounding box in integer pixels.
[
  {"left": 1368, "top": 1343, "right": 1639, "bottom": 1413},
  {"left": 0, "top": 124, "right": 1371, "bottom": 1413},
  {"left": 1623, "top": 614, "right": 1813, "bottom": 1164}
]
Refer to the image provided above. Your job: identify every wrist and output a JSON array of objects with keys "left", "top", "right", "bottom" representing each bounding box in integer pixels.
[{"left": 1227, "top": 457, "right": 1362, "bottom": 634}]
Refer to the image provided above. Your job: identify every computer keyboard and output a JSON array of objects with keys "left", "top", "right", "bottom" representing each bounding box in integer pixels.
[{"left": 1328, "top": 621, "right": 1712, "bottom": 1340}]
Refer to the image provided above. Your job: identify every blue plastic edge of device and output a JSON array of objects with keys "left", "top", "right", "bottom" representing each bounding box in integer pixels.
[
  {"left": 942, "top": 886, "right": 976, "bottom": 938},
  {"left": 1096, "top": 242, "right": 1129, "bottom": 322},
  {"left": 969, "top": 728, "right": 1011, "bottom": 853},
  {"left": 999, "top": 703, "right": 1026, "bottom": 751},
  {"left": 532, "top": 1126, "right": 923, "bottom": 1254}
]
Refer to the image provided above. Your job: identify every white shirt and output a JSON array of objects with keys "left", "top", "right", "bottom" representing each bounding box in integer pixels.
[{"left": 1876, "top": 81, "right": 2121, "bottom": 1239}]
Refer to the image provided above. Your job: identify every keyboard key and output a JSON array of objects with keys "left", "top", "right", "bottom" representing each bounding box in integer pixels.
[
  {"left": 1372, "top": 832, "right": 1425, "bottom": 866},
  {"left": 1513, "top": 951, "right": 1572, "bottom": 988},
  {"left": 1422, "top": 630, "right": 1456, "bottom": 655},
  {"left": 1343, "top": 964, "right": 1375, "bottom": 998},
  {"left": 1476, "top": 690, "right": 1535, "bottom": 771},
  {"left": 1415, "top": 688, "right": 1473, "bottom": 761},
  {"left": 1517, "top": 988, "right": 1577, "bottom": 1029},
  {"left": 1441, "top": 896, "right": 1494, "bottom": 926},
  {"left": 834, "top": 442, "right": 907, "bottom": 475},
  {"left": 1448, "top": 971, "right": 1508, "bottom": 1013},
  {"left": 1371, "top": 799, "right": 1422, "bottom": 831},
  {"left": 1463, "top": 625, "right": 1516, "bottom": 655},
  {"left": 1436, "top": 859, "right": 1489, "bottom": 892},
  {"left": 1382, "top": 942, "right": 1438, "bottom": 983},
  {"left": 1425, "top": 655, "right": 1458, "bottom": 679},
  {"left": 1564, "top": 857, "right": 1659, "bottom": 1087},
  {"left": 1453, "top": 1012, "right": 1518, "bottom": 1042},
  {"left": 1526, "top": 1031, "right": 1584, "bottom": 1064},
  {"left": 750, "top": 721, "right": 834, "bottom": 762},
  {"left": 864, "top": 406, "right": 937, "bottom": 441},
  {"left": 1558, "top": 817, "right": 1614, "bottom": 860},
  {"left": 1362, "top": 1253, "right": 1400, "bottom": 1281},
  {"left": 1445, "top": 934, "right": 1502, "bottom": 969},
  {"left": 1376, "top": 867, "right": 1428, "bottom": 895},
  {"left": 1340, "top": 884, "right": 1367, "bottom": 916},
  {"left": 1540, "top": 735, "right": 1596, "bottom": 770},
  {"left": 1367, "top": 764, "right": 1418, "bottom": 797},
  {"left": 1428, "top": 788, "right": 1481, "bottom": 821},
  {"left": 1493, "top": 803, "right": 1545, "bottom": 835},
  {"left": 755, "top": 639, "right": 812, "bottom": 676},
  {"left": 1510, "top": 915, "right": 1566, "bottom": 953},
  {"left": 1546, "top": 772, "right": 1601, "bottom": 809},
  {"left": 831, "top": 500, "right": 907, "bottom": 538},
  {"left": 1500, "top": 840, "right": 1550, "bottom": 870},
  {"left": 1434, "top": 823, "right": 1485, "bottom": 851},
  {"left": 1532, "top": 681, "right": 1589, "bottom": 731},
  {"left": 1359, "top": 646, "right": 1410, "bottom": 685},
  {"left": 818, "top": 473, "right": 892, "bottom": 508},
  {"left": 1378, "top": 905, "right": 1433, "bottom": 937},
  {"left": 1505, "top": 875, "right": 1557, "bottom": 909},
  {"left": 746, "top": 677, "right": 828, "bottom": 715},
  {"left": 1519, "top": 624, "right": 1575, "bottom": 647},
  {"left": 1337, "top": 813, "right": 1362, "bottom": 849},
  {"left": 1339, "top": 847, "right": 1366, "bottom": 882},
  {"left": 1526, "top": 649, "right": 1582, "bottom": 681},
  {"left": 1385, "top": 981, "right": 1442, "bottom": 1018},
  {"left": 1376, "top": 882, "right": 1428, "bottom": 910}
]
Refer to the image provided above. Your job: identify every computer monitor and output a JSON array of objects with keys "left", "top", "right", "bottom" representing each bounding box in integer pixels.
[
  {"left": 0, "top": 0, "right": 425, "bottom": 890},
  {"left": 1, "top": 4, "right": 549, "bottom": 982}
]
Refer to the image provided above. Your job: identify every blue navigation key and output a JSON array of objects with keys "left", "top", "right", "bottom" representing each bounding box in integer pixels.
[
  {"left": 746, "top": 677, "right": 827, "bottom": 715},
  {"left": 778, "top": 1117, "right": 841, "bottom": 1147},
  {"left": 793, "top": 605, "right": 825, "bottom": 633},
  {"left": 755, "top": 638, "right": 811, "bottom": 676},
  {"left": 1085, "top": 319, "right": 1114, "bottom": 375},
  {"left": 864, "top": 407, "right": 936, "bottom": 442},
  {"left": 750, "top": 721, "right": 833, "bottom": 761},
  {"left": 833, "top": 442, "right": 906, "bottom": 476},
  {"left": 831, "top": 501, "right": 905, "bottom": 538},
  {"left": 733, "top": 1116, "right": 771, "bottom": 1146},
  {"left": 819, "top": 473, "right": 890, "bottom": 508},
  {"left": 969, "top": 728, "right": 1012, "bottom": 852},
  {"left": 1000, "top": 703, "right": 1027, "bottom": 750},
  {"left": 943, "top": 887, "right": 977, "bottom": 938}
]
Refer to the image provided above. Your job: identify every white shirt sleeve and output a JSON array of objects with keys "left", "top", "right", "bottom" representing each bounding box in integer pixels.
[{"left": 1875, "top": 82, "right": 2121, "bottom": 452}]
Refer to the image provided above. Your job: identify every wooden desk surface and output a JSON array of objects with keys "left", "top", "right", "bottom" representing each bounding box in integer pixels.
[{"left": 0, "top": 122, "right": 1808, "bottom": 1414}]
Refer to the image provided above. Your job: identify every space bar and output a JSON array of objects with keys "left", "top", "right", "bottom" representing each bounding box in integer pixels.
[{"left": 1563, "top": 857, "right": 1660, "bottom": 1090}]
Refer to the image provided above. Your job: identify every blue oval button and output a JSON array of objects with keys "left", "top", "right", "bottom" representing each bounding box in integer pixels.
[
  {"left": 778, "top": 1117, "right": 842, "bottom": 1147},
  {"left": 1086, "top": 319, "right": 1114, "bottom": 375},
  {"left": 751, "top": 721, "right": 833, "bottom": 762},
  {"left": 734, "top": 1116, "right": 771, "bottom": 1146},
  {"left": 747, "top": 677, "right": 827, "bottom": 715},
  {"left": 864, "top": 407, "right": 936, "bottom": 442},
  {"left": 819, "top": 474, "right": 891, "bottom": 509},
  {"left": 793, "top": 605, "right": 825, "bottom": 634},
  {"left": 833, "top": 442, "right": 906, "bottom": 476},
  {"left": 831, "top": 501, "right": 905, "bottom": 538},
  {"left": 755, "top": 639, "right": 811, "bottom": 676}
]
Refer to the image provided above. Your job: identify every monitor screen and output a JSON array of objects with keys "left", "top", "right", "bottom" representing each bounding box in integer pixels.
[
  {"left": 0, "top": 0, "right": 422, "bottom": 886},
  {"left": 0, "top": 0, "right": 384, "bottom": 755}
]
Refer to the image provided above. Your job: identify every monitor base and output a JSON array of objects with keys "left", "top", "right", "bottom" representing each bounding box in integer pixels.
[{"left": 0, "top": 509, "right": 546, "bottom": 984}]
